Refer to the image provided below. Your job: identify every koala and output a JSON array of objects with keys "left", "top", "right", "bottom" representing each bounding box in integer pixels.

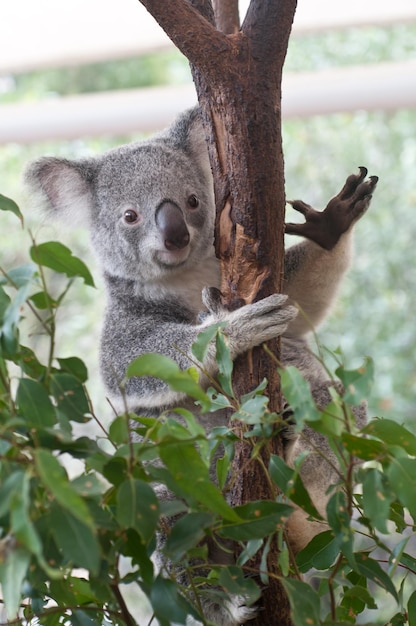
[{"left": 25, "top": 107, "right": 377, "bottom": 626}]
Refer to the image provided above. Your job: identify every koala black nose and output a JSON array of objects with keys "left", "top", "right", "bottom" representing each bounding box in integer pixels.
[{"left": 156, "top": 201, "right": 190, "bottom": 251}]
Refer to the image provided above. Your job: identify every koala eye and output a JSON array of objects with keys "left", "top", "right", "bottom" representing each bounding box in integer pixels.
[
  {"left": 187, "top": 194, "right": 199, "bottom": 209},
  {"left": 123, "top": 209, "right": 139, "bottom": 224}
]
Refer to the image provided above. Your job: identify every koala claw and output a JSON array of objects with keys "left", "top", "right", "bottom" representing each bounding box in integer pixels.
[{"left": 286, "top": 167, "right": 378, "bottom": 250}]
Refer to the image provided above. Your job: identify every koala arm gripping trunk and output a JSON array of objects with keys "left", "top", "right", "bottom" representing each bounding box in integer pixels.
[
  {"left": 283, "top": 168, "right": 378, "bottom": 337},
  {"left": 100, "top": 289, "right": 296, "bottom": 415}
]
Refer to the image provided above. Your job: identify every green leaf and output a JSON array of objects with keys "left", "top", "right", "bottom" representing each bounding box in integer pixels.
[
  {"left": 30, "top": 241, "right": 95, "bottom": 287},
  {"left": 8, "top": 472, "right": 57, "bottom": 577},
  {"left": 0, "top": 546, "right": 30, "bottom": 619},
  {"left": 2, "top": 276, "right": 34, "bottom": 349},
  {"left": 280, "top": 366, "right": 321, "bottom": 429},
  {"left": 34, "top": 449, "right": 93, "bottom": 527},
  {"left": 29, "top": 290, "right": 54, "bottom": 310},
  {"left": 16, "top": 378, "right": 56, "bottom": 427},
  {"left": 70, "top": 610, "right": 101, "bottom": 626},
  {"left": 0, "top": 285, "right": 11, "bottom": 318},
  {"left": 71, "top": 473, "right": 107, "bottom": 498},
  {"left": 150, "top": 575, "right": 198, "bottom": 624},
  {"left": 17, "top": 345, "right": 47, "bottom": 379},
  {"left": 220, "top": 501, "right": 292, "bottom": 541},
  {"left": 282, "top": 578, "right": 321, "bottom": 626},
  {"left": 216, "top": 330, "right": 234, "bottom": 398},
  {"left": 165, "top": 512, "right": 215, "bottom": 561},
  {"left": 387, "top": 457, "right": 416, "bottom": 521},
  {"left": 109, "top": 415, "right": 130, "bottom": 444},
  {"left": 50, "top": 373, "right": 90, "bottom": 422},
  {"left": 159, "top": 440, "right": 239, "bottom": 522},
  {"left": 50, "top": 503, "right": 100, "bottom": 575},
  {"left": 0, "top": 471, "right": 25, "bottom": 517},
  {"left": 1, "top": 263, "right": 37, "bottom": 288},
  {"left": 237, "top": 538, "right": 263, "bottom": 567},
  {"left": 408, "top": 590, "right": 416, "bottom": 626},
  {"left": 354, "top": 553, "right": 399, "bottom": 601},
  {"left": 296, "top": 530, "right": 339, "bottom": 572},
  {"left": 127, "top": 353, "right": 208, "bottom": 403},
  {"left": 57, "top": 356, "right": 88, "bottom": 382},
  {"left": 191, "top": 322, "right": 225, "bottom": 362},
  {"left": 0, "top": 193, "right": 24, "bottom": 225},
  {"left": 116, "top": 478, "right": 159, "bottom": 542},
  {"left": 335, "top": 357, "right": 374, "bottom": 405},
  {"left": 233, "top": 395, "right": 269, "bottom": 425},
  {"left": 364, "top": 419, "right": 416, "bottom": 456},
  {"left": 219, "top": 566, "right": 260, "bottom": 605},
  {"left": 341, "top": 432, "right": 386, "bottom": 460},
  {"left": 341, "top": 584, "right": 377, "bottom": 614},
  {"left": 362, "top": 468, "right": 395, "bottom": 534},
  {"left": 326, "top": 491, "right": 355, "bottom": 566},
  {"left": 269, "top": 454, "right": 322, "bottom": 520}
]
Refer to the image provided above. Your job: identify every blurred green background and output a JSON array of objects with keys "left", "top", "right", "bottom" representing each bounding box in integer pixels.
[{"left": 0, "top": 23, "right": 415, "bottom": 425}]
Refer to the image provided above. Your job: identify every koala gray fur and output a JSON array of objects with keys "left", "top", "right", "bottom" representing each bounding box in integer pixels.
[{"left": 25, "top": 107, "right": 377, "bottom": 626}]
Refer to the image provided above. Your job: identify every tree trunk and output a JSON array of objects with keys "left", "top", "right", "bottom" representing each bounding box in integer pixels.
[{"left": 138, "top": 1, "right": 297, "bottom": 623}]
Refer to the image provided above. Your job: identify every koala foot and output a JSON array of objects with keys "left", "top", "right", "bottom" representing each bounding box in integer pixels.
[
  {"left": 186, "top": 595, "right": 257, "bottom": 626},
  {"left": 285, "top": 166, "right": 378, "bottom": 250}
]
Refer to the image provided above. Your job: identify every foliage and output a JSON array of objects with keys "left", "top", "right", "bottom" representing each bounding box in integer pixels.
[{"left": 1, "top": 198, "right": 416, "bottom": 626}]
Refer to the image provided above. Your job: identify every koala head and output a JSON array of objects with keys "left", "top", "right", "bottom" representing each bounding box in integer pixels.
[{"left": 25, "top": 108, "right": 215, "bottom": 284}]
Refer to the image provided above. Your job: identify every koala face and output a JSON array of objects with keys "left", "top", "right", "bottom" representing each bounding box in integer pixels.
[
  {"left": 25, "top": 108, "right": 215, "bottom": 285},
  {"left": 90, "top": 141, "right": 215, "bottom": 282}
]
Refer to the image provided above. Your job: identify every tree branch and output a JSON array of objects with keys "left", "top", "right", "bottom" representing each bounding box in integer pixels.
[
  {"left": 213, "top": 0, "right": 240, "bottom": 33},
  {"left": 139, "top": 0, "right": 231, "bottom": 74},
  {"left": 243, "top": 0, "right": 297, "bottom": 60}
]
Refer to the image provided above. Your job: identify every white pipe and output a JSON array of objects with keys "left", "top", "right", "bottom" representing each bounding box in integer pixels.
[
  {"left": 0, "top": 61, "right": 415, "bottom": 145},
  {"left": 1, "top": 0, "right": 416, "bottom": 74}
]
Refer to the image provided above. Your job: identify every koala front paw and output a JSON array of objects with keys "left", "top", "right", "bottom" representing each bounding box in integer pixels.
[
  {"left": 285, "top": 167, "right": 378, "bottom": 250},
  {"left": 222, "top": 294, "right": 298, "bottom": 358}
]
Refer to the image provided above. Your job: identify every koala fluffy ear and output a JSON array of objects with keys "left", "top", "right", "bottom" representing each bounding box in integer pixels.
[
  {"left": 168, "top": 107, "right": 212, "bottom": 179},
  {"left": 24, "top": 157, "right": 96, "bottom": 224}
]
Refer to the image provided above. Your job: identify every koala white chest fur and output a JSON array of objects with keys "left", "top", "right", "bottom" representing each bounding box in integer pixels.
[{"left": 25, "top": 107, "right": 377, "bottom": 626}]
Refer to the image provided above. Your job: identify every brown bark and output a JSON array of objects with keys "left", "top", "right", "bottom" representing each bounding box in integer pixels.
[
  {"left": 213, "top": 0, "right": 240, "bottom": 33},
  {"left": 138, "top": 1, "right": 297, "bottom": 623}
]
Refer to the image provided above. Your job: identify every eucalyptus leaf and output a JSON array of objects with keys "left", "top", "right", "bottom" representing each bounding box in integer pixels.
[
  {"left": 362, "top": 468, "right": 395, "bottom": 534},
  {"left": 269, "top": 454, "right": 322, "bottom": 519},
  {"left": 0, "top": 193, "right": 24, "bottom": 224},
  {"left": 50, "top": 503, "right": 100, "bottom": 575},
  {"left": 116, "top": 478, "right": 159, "bottom": 542},
  {"left": 159, "top": 439, "right": 239, "bottom": 522},
  {"left": 215, "top": 330, "right": 234, "bottom": 398},
  {"left": 16, "top": 378, "right": 56, "bottom": 427},
  {"left": 50, "top": 373, "right": 90, "bottom": 422},
  {"left": 282, "top": 578, "right": 321, "bottom": 626},
  {"left": 354, "top": 553, "right": 399, "bottom": 601},
  {"left": 364, "top": 419, "right": 416, "bottom": 456},
  {"left": 150, "top": 575, "right": 198, "bottom": 624},
  {"left": 165, "top": 512, "right": 215, "bottom": 561},
  {"left": 326, "top": 491, "right": 355, "bottom": 567},
  {"left": 280, "top": 366, "right": 321, "bottom": 428},
  {"left": 34, "top": 449, "right": 94, "bottom": 527},
  {"left": 408, "top": 590, "right": 416, "bottom": 626},
  {"left": 295, "top": 530, "right": 339, "bottom": 572},
  {"left": 0, "top": 546, "right": 30, "bottom": 619},
  {"left": 30, "top": 241, "right": 95, "bottom": 287},
  {"left": 335, "top": 357, "right": 374, "bottom": 404},
  {"left": 127, "top": 352, "right": 208, "bottom": 403},
  {"left": 191, "top": 321, "right": 225, "bottom": 362},
  {"left": 220, "top": 501, "right": 292, "bottom": 541},
  {"left": 387, "top": 456, "right": 416, "bottom": 520},
  {"left": 219, "top": 566, "right": 260, "bottom": 605}
]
